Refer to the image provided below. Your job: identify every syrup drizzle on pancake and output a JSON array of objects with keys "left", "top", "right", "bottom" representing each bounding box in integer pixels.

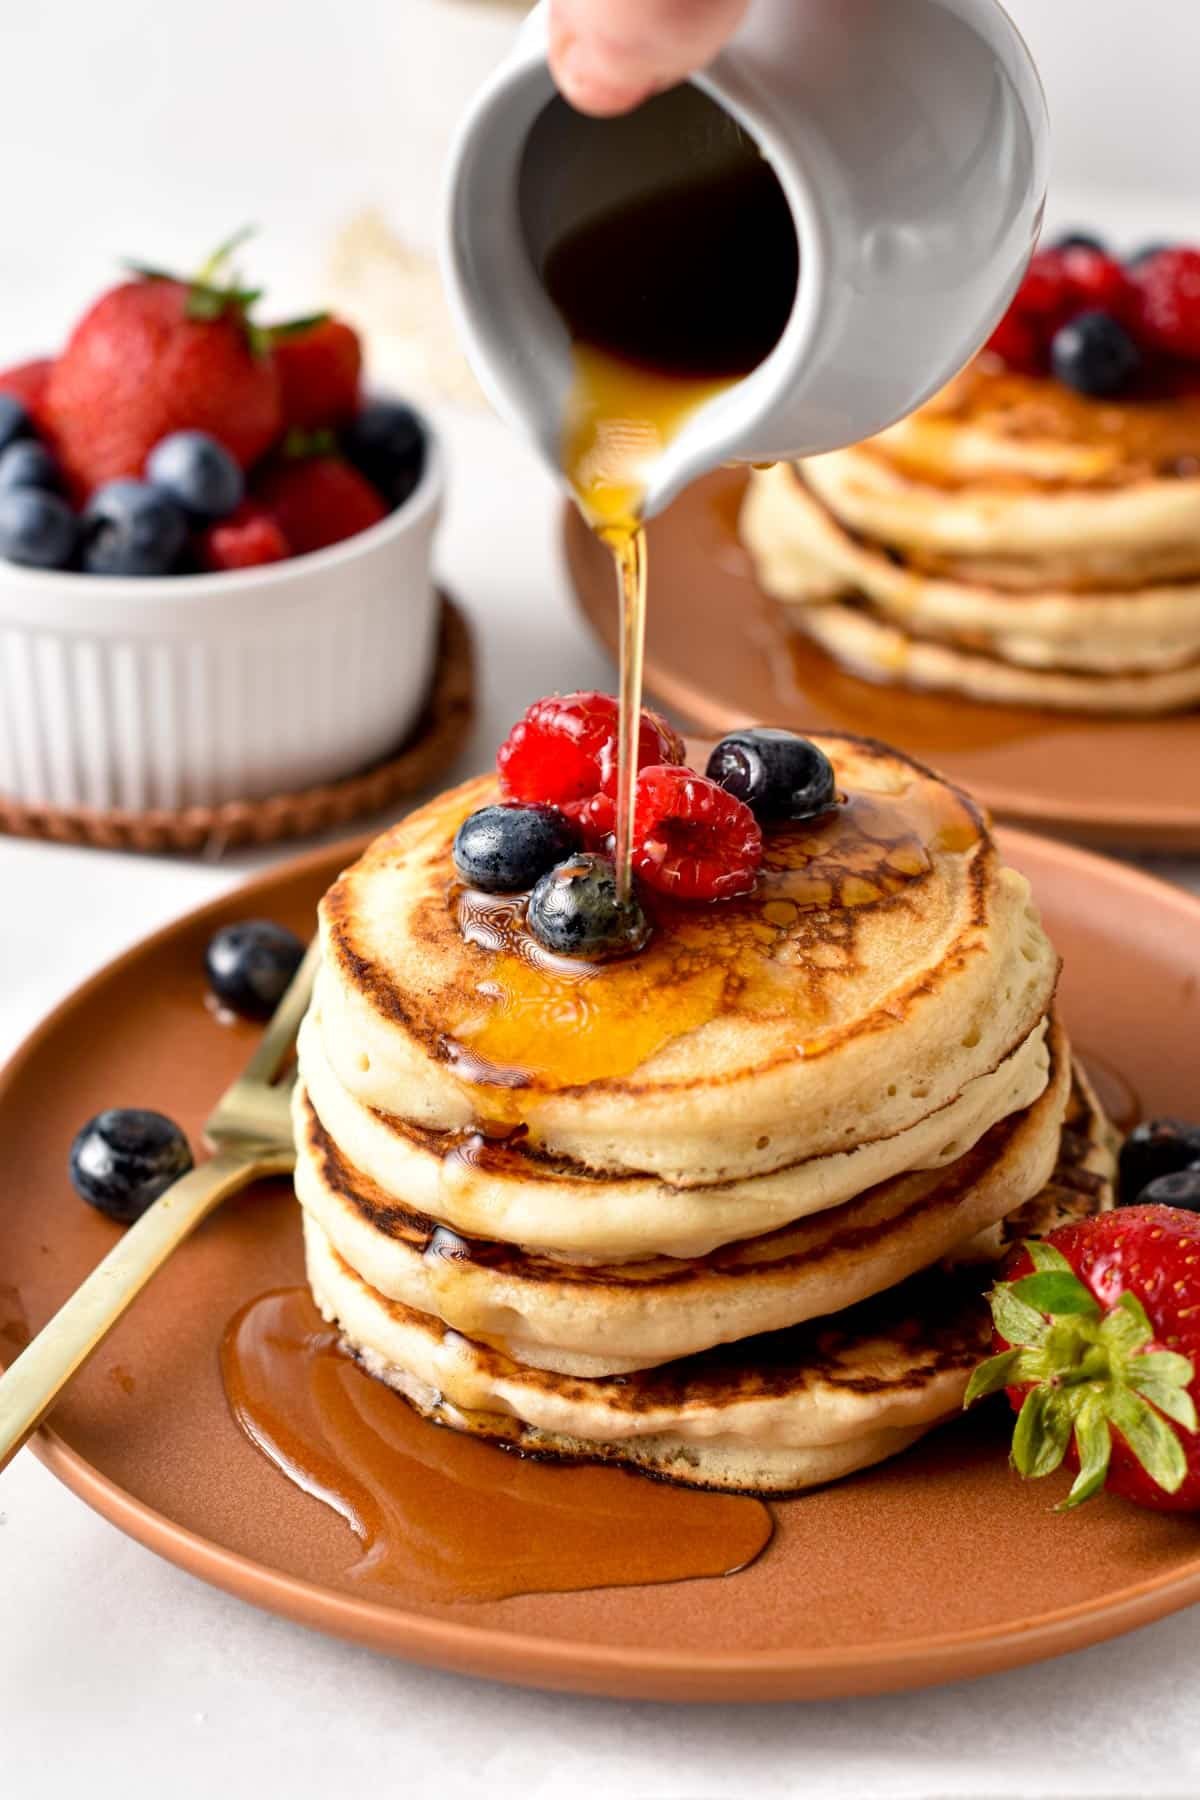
[{"left": 441, "top": 774, "right": 981, "bottom": 1096}]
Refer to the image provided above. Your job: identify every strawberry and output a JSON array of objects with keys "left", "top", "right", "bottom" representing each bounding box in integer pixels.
[
  {"left": 271, "top": 316, "right": 362, "bottom": 429},
  {"left": 967, "top": 1205, "right": 1200, "bottom": 1511},
  {"left": 45, "top": 233, "right": 283, "bottom": 498},
  {"left": 201, "top": 502, "right": 290, "bottom": 572},
  {"left": 0, "top": 358, "right": 55, "bottom": 430},
  {"left": 254, "top": 452, "right": 386, "bottom": 555}
]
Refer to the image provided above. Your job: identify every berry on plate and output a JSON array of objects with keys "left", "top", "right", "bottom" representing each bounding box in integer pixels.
[
  {"left": 0, "top": 488, "right": 77, "bottom": 569},
  {"left": 1139, "top": 1169, "right": 1200, "bottom": 1213},
  {"left": 272, "top": 316, "right": 362, "bottom": 430},
  {"left": 1118, "top": 1117, "right": 1200, "bottom": 1206},
  {"left": 1132, "top": 248, "right": 1200, "bottom": 360},
  {"left": 526, "top": 853, "right": 650, "bottom": 959},
  {"left": 633, "top": 765, "right": 763, "bottom": 901},
  {"left": 0, "top": 393, "right": 32, "bottom": 456},
  {"left": 706, "top": 728, "right": 837, "bottom": 823},
  {"left": 967, "top": 1206, "right": 1200, "bottom": 1512},
  {"left": 0, "top": 358, "right": 54, "bottom": 428},
  {"left": 342, "top": 399, "right": 426, "bottom": 508},
  {"left": 205, "top": 919, "right": 306, "bottom": 1020},
  {"left": 45, "top": 232, "right": 283, "bottom": 497},
  {"left": 497, "top": 692, "right": 686, "bottom": 810},
  {"left": 200, "top": 502, "right": 290, "bottom": 572},
  {"left": 81, "top": 480, "right": 188, "bottom": 576},
  {"left": 0, "top": 440, "right": 60, "bottom": 493},
  {"left": 146, "top": 430, "right": 245, "bottom": 519},
  {"left": 255, "top": 452, "right": 387, "bottom": 555},
  {"left": 453, "top": 803, "right": 581, "bottom": 894},
  {"left": 1051, "top": 310, "right": 1142, "bottom": 398},
  {"left": 69, "top": 1108, "right": 194, "bottom": 1224}
]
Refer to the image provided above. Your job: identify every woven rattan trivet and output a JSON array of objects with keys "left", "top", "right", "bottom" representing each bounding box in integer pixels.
[{"left": 0, "top": 594, "right": 474, "bottom": 855}]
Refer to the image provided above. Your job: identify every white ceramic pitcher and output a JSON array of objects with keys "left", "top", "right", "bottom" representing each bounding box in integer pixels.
[{"left": 442, "top": 0, "right": 1048, "bottom": 520}]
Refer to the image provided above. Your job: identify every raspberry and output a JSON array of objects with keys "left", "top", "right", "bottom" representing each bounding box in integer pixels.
[
  {"left": 633, "top": 766, "right": 762, "bottom": 901},
  {"left": 564, "top": 789, "right": 617, "bottom": 851},
  {"left": 1133, "top": 249, "right": 1200, "bottom": 360},
  {"left": 497, "top": 692, "right": 686, "bottom": 808},
  {"left": 1058, "top": 247, "right": 1133, "bottom": 319},
  {"left": 1017, "top": 249, "right": 1075, "bottom": 321},
  {"left": 202, "top": 502, "right": 290, "bottom": 571},
  {"left": 985, "top": 310, "right": 1044, "bottom": 375}
]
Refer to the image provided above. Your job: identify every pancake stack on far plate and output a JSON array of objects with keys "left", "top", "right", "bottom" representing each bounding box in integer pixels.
[
  {"left": 741, "top": 361, "right": 1200, "bottom": 715},
  {"left": 294, "top": 735, "right": 1117, "bottom": 1494}
]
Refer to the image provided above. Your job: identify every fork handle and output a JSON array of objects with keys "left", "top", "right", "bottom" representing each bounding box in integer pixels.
[{"left": 0, "top": 1149, "right": 288, "bottom": 1476}]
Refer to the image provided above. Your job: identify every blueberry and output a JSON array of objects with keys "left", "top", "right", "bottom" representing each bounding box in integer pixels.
[
  {"left": 0, "top": 488, "right": 76, "bottom": 569},
  {"left": 453, "top": 803, "right": 580, "bottom": 894},
  {"left": 0, "top": 439, "right": 60, "bottom": 493},
  {"left": 527, "top": 855, "right": 650, "bottom": 959},
  {"left": 1119, "top": 1117, "right": 1200, "bottom": 1206},
  {"left": 69, "top": 1108, "right": 193, "bottom": 1225},
  {"left": 1129, "top": 242, "right": 1171, "bottom": 268},
  {"left": 206, "top": 919, "right": 306, "bottom": 1020},
  {"left": 1051, "top": 311, "right": 1141, "bottom": 398},
  {"left": 1138, "top": 1168, "right": 1200, "bottom": 1214},
  {"left": 145, "top": 430, "right": 244, "bottom": 520},
  {"left": 1053, "top": 231, "right": 1107, "bottom": 254},
  {"left": 0, "top": 393, "right": 33, "bottom": 455},
  {"left": 706, "top": 728, "right": 837, "bottom": 822},
  {"left": 342, "top": 400, "right": 425, "bottom": 508},
  {"left": 81, "top": 480, "right": 188, "bottom": 576}
]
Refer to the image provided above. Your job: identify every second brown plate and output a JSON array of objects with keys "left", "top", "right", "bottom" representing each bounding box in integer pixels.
[{"left": 566, "top": 470, "right": 1200, "bottom": 852}]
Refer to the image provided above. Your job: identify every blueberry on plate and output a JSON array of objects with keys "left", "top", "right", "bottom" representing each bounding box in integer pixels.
[
  {"left": 0, "top": 393, "right": 33, "bottom": 456},
  {"left": 0, "top": 439, "right": 60, "bottom": 493},
  {"left": 69, "top": 1108, "right": 193, "bottom": 1224},
  {"left": 707, "top": 728, "right": 837, "bottom": 823},
  {"left": 205, "top": 919, "right": 307, "bottom": 1020},
  {"left": 342, "top": 400, "right": 426, "bottom": 508},
  {"left": 453, "top": 804, "right": 580, "bottom": 894},
  {"left": 0, "top": 488, "right": 76, "bottom": 569},
  {"left": 81, "top": 480, "right": 189, "bottom": 576},
  {"left": 1051, "top": 310, "right": 1141, "bottom": 398},
  {"left": 1139, "top": 1168, "right": 1200, "bottom": 1214},
  {"left": 145, "top": 430, "right": 245, "bottom": 520},
  {"left": 1129, "top": 242, "right": 1171, "bottom": 268},
  {"left": 527, "top": 854, "right": 650, "bottom": 959},
  {"left": 1119, "top": 1117, "right": 1200, "bottom": 1206}
]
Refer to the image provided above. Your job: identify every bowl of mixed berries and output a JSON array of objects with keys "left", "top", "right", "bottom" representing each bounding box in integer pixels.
[{"left": 0, "top": 233, "right": 442, "bottom": 815}]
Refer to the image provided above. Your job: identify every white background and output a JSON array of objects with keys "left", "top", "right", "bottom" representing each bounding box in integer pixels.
[{"left": 3, "top": 4, "right": 1200, "bottom": 1798}]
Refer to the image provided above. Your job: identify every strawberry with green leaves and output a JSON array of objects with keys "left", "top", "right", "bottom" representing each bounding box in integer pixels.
[
  {"left": 44, "top": 230, "right": 310, "bottom": 498},
  {"left": 967, "top": 1204, "right": 1200, "bottom": 1512}
]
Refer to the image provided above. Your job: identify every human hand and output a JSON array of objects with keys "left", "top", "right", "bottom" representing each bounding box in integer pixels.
[{"left": 548, "top": 0, "right": 750, "bottom": 116}]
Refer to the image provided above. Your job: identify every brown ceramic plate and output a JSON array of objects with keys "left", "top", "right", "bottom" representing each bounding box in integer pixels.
[
  {"left": 2, "top": 834, "right": 1199, "bottom": 1701},
  {"left": 566, "top": 471, "right": 1200, "bottom": 852}
]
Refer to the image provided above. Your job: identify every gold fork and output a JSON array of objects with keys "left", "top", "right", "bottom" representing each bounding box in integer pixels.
[{"left": 0, "top": 935, "right": 320, "bottom": 1476}]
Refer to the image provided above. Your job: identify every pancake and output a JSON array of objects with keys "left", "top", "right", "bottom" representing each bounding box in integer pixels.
[
  {"left": 297, "top": 1005, "right": 1051, "bottom": 1262},
  {"left": 742, "top": 465, "right": 1200, "bottom": 675},
  {"left": 292, "top": 1019, "right": 1067, "bottom": 1375},
  {"left": 790, "top": 599, "right": 1200, "bottom": 715},
  {"left": 303, "top": 1058, "right": 1115, "bottom": 1495},
  {"left": 314, "top": 737, "right": 1059, "bottom": 1194}
]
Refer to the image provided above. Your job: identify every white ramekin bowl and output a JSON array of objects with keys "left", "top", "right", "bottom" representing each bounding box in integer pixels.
[{"left": 0, "top": 419, "right": 443, "bottom": 813}]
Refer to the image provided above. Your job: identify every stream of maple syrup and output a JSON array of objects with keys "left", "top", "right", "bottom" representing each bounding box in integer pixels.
[
  {"left": 539, "top": 141, "right": 799, "bottom": 900},
  {"left": 222, "top": 1287, "right": 772, "bottom": 1601}
]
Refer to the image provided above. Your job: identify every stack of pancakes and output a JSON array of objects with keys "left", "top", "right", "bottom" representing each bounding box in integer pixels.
[
  {"left": 741, "top": 361, "right": 1200, "bottom": 714},
  {"left": 294, "top": 734, "right": 1116, "bottom": 1494}
]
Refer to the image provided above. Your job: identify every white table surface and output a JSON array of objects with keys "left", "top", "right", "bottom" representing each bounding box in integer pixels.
[{"left": 2, "top": 165, "right": 1200, "bottom": 1792}]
